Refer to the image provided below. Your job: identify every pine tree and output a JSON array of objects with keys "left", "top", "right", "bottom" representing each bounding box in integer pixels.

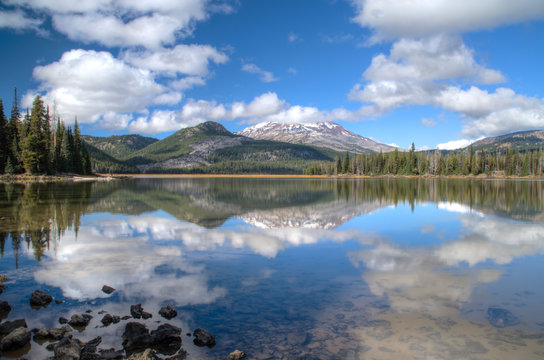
[
  {"left": 72, "top": 118, "right": 83, "bottom": 174},
  {"left": 21, "top": 96, "right": 47, "bottom": 173},
  {"left": 8, "top": 87, "right": 22, "bottom": 173},
  {"left": 0, "top": 99, "right": 7, "bottom": 173}
]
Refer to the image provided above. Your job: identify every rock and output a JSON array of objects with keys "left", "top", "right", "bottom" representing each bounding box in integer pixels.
[
  {"left": 112, "top": 315, "right": 121, "bottom": 324},
  {"left": 488, "top": 307, "right": 520, "bottom": 328},
  {"left": 0, "top": 284, "right": 7, "bottom": 295},
  {"left": 0, "top": 275, "right": 6, "bottom": 282},
  {"left": 165, "top": 349, "right": 187, "bottom": 360},
  {"left": 192, "top": 328, "right": 216, "bottom": 348},
  {"left": 55, "top": 300, "right": 64, "bottom": 304},
  {"left": 150, "top": 324, "right": 182, "bottom": 355},
  {"left": 158, "top": 305, "right": 178, "bottom": 320},
  {"left": 0, "top": 301, "right": 11, "bottom": 318},
  {"left": 54, "top": 336, "right": 82, "bottom": 360},
  {"left": 1, "top": 327, "right": 31, "bottom": 351},
  {"left": 68, "top": 314, "right": 93, "bottom": 328},
  {"left": 101, "top": 314, "right": 114, "bottom": 326},
  {"left": 228, "top": 350, "right": 248, "bottom": 360},
  {"left": 80, "top": 336, "right": 102, "bottom": 360},
  {"left": 59, "top": 317, "right": 69, "bottom": 324},
  {"left": 34, "top": 326, "right": 72, "bottom": 341},
  {"left": 142, "top": 312, "right": 152, "bottom": 319},
  {"left": 86, "top": 309, "right": 93, "bottom": 313},
  {"left": 130, "top": 304, "right": 144, "bottom": 319},
  {"left": 127, "top": 348, "right": 160, "bottom": 360},
  {"left": 0, "top": 318, "right": 27, "bottom": 337},
  {"left": 99, "top": 348, "right": 125, "bottom": 360},
  {"left": 30, "top": 289, "right": 53, "bottom": 308},
  {"left": 102, "top": 285, "right": 116, "bottom": 294},
  {"left": 121, "top": 316, "right": 132, "bottom": 321},
  {"left": 122, "top": 322, "right": 153, "bottom": 356}
]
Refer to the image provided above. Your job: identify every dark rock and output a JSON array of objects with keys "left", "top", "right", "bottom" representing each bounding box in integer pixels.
[
  {"left": 29, "top": 289, "right": 53, "bottom": 308},
  {"left": 55, "top": 300, "right": 64, "bottom": 304},
  {"left": 1, "top": 327, "right": 31, "bottom": 351},
  {"left": 165, "top": 349, "right": 187, "bottom": 360},
  {"left": 228, "top": 350, "right": 247, "bottom": 360},
  {"left": 0, "top": 301, "right": 11, "bottom": 318},
  {"left": 0, "top": 318, "right": 27, "bottom": 337},
  {"left": 112, "top": 315, "right": 121, "bottom": 324},
  {"left": 131, "top": 304, "right": 144, "bottom": 319},
  {"left": 122, "top": 322, "right": 153, "bottom": 356},
  {"left": 150, "top": 324, "right": 182, "bottom": 355},
  {"left": 34, "top": 326, "right": 72, "bottom": 341},
  {"left": 186, "top": 333, "right": 191, "bottom": 337},
  {"left": 59, "top": 317, "right": 69, "bottom": 324},
  {"left": 81, "top": 336, "right": 102, "bottom": 360},
  {"left": 192, "top": 328, "right": 216, "bottom": 348},
  {"left": 98, "top": 310, "right": 107, "bottom": 315},
  {"left": 142, "top": 312, "right": 152, "bottom": 320},
  {"left": 46, "top": 343, "right": 55, "bottom": 351},
  {"left": 158, "top": 305, "right": 178, "bottom": 320},
  {"left": 54, "top": 336, "right": 82, "bottom": 359},
  {"left": 99, "top": 348, "right": 125, "bottom": 360},
  {"left": 488, "top": 307, "right": 520, "bottom": 327},
  {"left": 101, "top": 314, "right": 114, "bottom": 326},
  {"left": 121, "top": 316, "right": 132, "bottom": 321},
  {"left": 86, "top": 309, "right": 93, "bottom": 313},
  {"left": 102, "top": 285, "right": 116, "bottom": 294},
  {"left": 68, "top": 313, "right": 93, "bottom": 328},
  {"left": 0, "top": 284, "right": 7, "bottom": 295}
]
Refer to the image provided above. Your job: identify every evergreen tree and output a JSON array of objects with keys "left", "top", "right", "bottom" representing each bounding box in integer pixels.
[
  {"left": 8, "top": 87, "right": 22, "bottom": 173},
  {"left": 342, "top": 152, "right": 351, "bottom": 173},
  {"left": 21, "top": 96, "right": 48, "bottom": 173},
  {"left": 61, "top": 127, "right": 74, "bottom": 172},
  {"left": 72, "top": 118, "right": 83, "bottom": 174},
  {"left": 0, "top": 99, "right": 7, "bottom": 173}
]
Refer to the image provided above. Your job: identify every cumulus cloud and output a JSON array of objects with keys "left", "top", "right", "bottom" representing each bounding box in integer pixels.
[
  {"left": 123, "top": 44, "right": 228, "bottom": 76},
  {"left": 7, "top": 0, "right": 213, "bottom": 49},
  {"left": 421, "top": 118, "right": 436, "bottom": 128},
  {"left": 22, "top": 49, "right": 168, "bottom": 126},
  {"left": 436, "top": 139, "right": 478, "bottom": 150},
  {"left": 352, "top": 0, "right": 544, "bottom": 41},
  {"left": 0, "top": 9, "right": 43, "bottom": 31},
  {"left": 242, "top": 63, "right": 278, "bottom": 83}
]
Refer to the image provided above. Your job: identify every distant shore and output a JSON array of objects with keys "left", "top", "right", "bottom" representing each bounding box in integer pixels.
[
  {"left": 0, "top": 173, "right": 122, "bottom": 184},
  {"left": 97, "top": 173, "right": 544, "bottom": 180}
]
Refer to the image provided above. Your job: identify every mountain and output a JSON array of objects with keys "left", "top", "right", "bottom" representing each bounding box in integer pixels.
[
  {"left": 82, "top": 134, "right": 158, "bottom": 159},
  {"left": 84, "top": 121, "right": 335, "bottom": 174},
  {"left": 469, "top": 130, "right": 544, "bottom": 152},
  {"left": 236, "top": 121, "right": 398, "bottom": 153}
]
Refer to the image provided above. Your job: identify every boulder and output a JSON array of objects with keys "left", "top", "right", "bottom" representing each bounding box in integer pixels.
[
  {"left": 30, "top": 289, "right": 53, "bottom": 308},
  {"left": 130, "top": 304, "right": 144, "bottom": 319},
  {"left": 192, "top": 328, "right": 216, "bottom": 348},
  {"left": 80, "top": 336, "right": 102, "bottom": 360},
  {"left": 33, "top": 326, "right": 72, "bottom": 341},
  {"left": 127, "top": 348, "right": 160, "bottom": 360},
  {"left": 0, "top": 284, "right": 7, "bottom": 295},
  {"left": 122, "top": 322, "right": 153, "bottom": 356},
  {"left": 101, "top": 314, "right": 114, "bottom": 327},
  {"left": 150, "top": 324, "right": 181, "bottom": 355},
  {"left": 0, "top": 318, "right": 27, "bottom": 338},
  {"left": 54, "top": 336, "right": 82, "bottom": 360},
  {"left": 228, "top": 350, "right": 247, "bottom": 360},
  {"left": 158, "top": 305, "right": 178, "bottom": 320},
  {"left": 0, "top": 327, "right": 31, "bottom": 351},
  {"left": 102, "top": 285, "right": 116, "bottom": 294},
  {"left": 0, "top": 301, "right": 11, "bottom": 318},
  {"left": 59, "top": 317, "right": 69, "bottom": 324},
  {"left": 68, "top": 314, "right": 93, "bottom": 328}
]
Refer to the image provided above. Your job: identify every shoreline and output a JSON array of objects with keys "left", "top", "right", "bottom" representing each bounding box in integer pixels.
[{"left": 0, "top": 174, "right": 120, "bottom": 184}]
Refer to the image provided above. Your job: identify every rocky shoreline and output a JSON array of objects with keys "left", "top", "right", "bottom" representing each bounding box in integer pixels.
[{"left": 0, "top": 283, "right": 247, "bottom": 360}]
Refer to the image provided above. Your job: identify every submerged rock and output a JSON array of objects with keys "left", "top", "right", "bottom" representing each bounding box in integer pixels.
[
  {"left": 122, "top": 322, "right": 153, "bottom": 356},
  {"left": 0, "top": 300, "right": 11, "bottom": 318},
  {"left": 101, "top": 314, "right": 114, "bottom": 327},
  {"left": 59, "top": 317, "right": 69, "bottom": 325},
  {"left": 228, "top": 350, "right": 247, "bottom": 360},
  {"left": 0, "top": 284, "right": 7, "bottom": 295},
  {"left": 130, "top": 304, "right": 144, "bottom": 319},
  {"left": 102, "top": 285, "right": 116, "bottom": 294},
  {"left": 159, "top": 305, "right": 178, "bottom": 320},
  {"left": 488, "top": 307, "right": 520, "bottom": 328},
  {"left": 80, "top": 336, "right": 102, "bottom": 360},
  {"left": 30, "top": 289, "right": 53, "bottom": 308},
  {"left": 150, "top": 324, "right": 182, "bottom": 355},
  {"left": 192, "top": 328, "right": 216, "bottom": 348},
  {"left": 33, "top": 325, "right": 72, "bottom": 341},
  {"left": 122, "top": 322, "right": 182, "bottom": 356},
  {"left": 1, "top": 327, "right": 31, "bottom": 351}
]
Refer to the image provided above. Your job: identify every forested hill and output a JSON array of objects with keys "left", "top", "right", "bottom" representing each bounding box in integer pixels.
[
  {"left": 83, "top": 121, "right": 336, "bottom": 174},
  {"left": 470, "top": 130, "right": 544, "bottom": 152}
]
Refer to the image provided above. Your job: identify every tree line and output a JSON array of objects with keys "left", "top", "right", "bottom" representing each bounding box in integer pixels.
[
  {"left": 306, "top": 143, "right": 544, "bottom": 177},
  {"left": 0, "top": 89, "right": 92, "bottom": 175}
]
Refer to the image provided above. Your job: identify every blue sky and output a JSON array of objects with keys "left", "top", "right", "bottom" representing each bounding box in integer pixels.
[{"left": 0, "top": 0, "right": 543, "bottom": 150}]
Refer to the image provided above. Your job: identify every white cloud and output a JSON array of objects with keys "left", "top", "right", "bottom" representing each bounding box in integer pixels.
[
  {"left": 170, "top": 76, "right": 206, "bottom": 90},
  {"left": 9, "top": 0, "right": 211, "bottom": 49},
  {"left": 352, "top": 0, "right": 544, "bottom": 41},
  {"left": 421, "top": 118, "right": 436, "bottom": 128},
  {"left": 436, "top": 139, "right": 477, "bottom": 150},
  {"left": 288, "top": 32, "right": 301, "bottom": 43},
  {"left": 153, "top": 91, "right": 183, "bottom": 105},
  {"left": 123, "top": 44, "right": 228, "bottom": 76},
  {"left": 231, "top": 92, "right": 285, "bottom": 119},
  {"left": 24, "top": 49, "right": 166, "bottom": 125},
  {"left": 288, "top": 67, "right": 297, "bottom": 75},
  {"left": 242, "top": 63, "right": 278, "bottom": 83},
  {"left": 128, "top": 110, "right": 182, "bottom": 134},
  {"left": 0, "top": 9, "right": 43, "bottom": 31}
]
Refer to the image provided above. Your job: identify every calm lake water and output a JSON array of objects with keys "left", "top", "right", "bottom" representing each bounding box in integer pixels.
[{"left": 1, "top": 177, "right": 544, "bottom": 359}]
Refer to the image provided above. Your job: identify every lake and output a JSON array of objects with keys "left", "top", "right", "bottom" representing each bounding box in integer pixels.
[{"left": 1, "top": 177, "right": 544, "bottom": 359}]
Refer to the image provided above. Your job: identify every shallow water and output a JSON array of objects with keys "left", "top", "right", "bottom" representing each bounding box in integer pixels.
[{"left": 1, "top": 177, "right": 544, "bottom": 359}]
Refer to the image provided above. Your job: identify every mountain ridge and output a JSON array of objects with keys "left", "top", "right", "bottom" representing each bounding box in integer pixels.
[{"left": 236, "top": 121, "right": 399, "bottom": 153}]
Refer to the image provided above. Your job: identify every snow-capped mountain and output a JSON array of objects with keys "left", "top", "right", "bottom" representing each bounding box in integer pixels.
[{"left": 236, "top": 122, "right": 398, "bottom": 153}]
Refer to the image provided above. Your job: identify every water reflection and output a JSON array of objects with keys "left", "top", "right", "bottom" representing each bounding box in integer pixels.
[{"left": 1, "top": 178, "right": 544, "bottom": 359}]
